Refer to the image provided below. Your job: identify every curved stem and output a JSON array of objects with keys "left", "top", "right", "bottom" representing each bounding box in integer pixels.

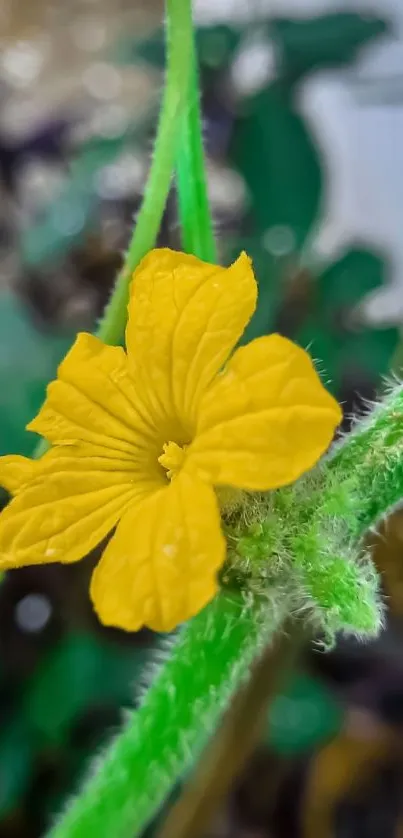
[
  {"left": 47, "top": 595, "right": 282, "bottom": 838},
  {"left": 283, "top": 384, "right": 403, "bottom": 637},
  {"left": 175, "top": 28, "right": 217, "bottom": 261},
  {"left": 328, "top": 383, "right": 403, "bottom": 537},
  {"left": 47, "top": 384, "right": 403, "bottom": 838},
  {"left": 97, "top": 0, "right": 194, "bottom": 345},
  {"left": 157, "top": 619, "right": 303, "bottom": 838}
]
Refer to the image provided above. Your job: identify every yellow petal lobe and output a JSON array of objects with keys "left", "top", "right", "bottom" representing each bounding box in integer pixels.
[
  {"left": 0, "top": 447, "right": 150, "bottom": 570},
  {"left": 90, "top": 471, "right": 225, "bottom": 632},
  {"left": 188, "top": 334, "right": 342, "bottom": 491},
  {"left": 0, "top": 455, "right": 36, "bottom": 494},
  {"left": 126, "top": 249, "right": 257, "bottom": 435},
  {"left": 28, "top": 333, "right": 158, "bottom": 462}
]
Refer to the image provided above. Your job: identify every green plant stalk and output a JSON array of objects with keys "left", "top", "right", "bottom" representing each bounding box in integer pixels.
[
  {"left": 290, "top": 416, "right": 403, "bottom": 636},
  {"left": 231, "top": 384, "right": 403, "bottom": 640},
  {"left": 49, "top": 384, "right": 403, "bottom": 838},
  {"left": 97, "top": 0, "right": 194, "bottom": 345},
  {"left": 158, "top": 618, "right": 303, "bottom": 838},
  {"left": 48, "top": 593, "right": 283, "bottom": 838},
  {"left": 329, "top": 383, "right": 403, "bottom": 498},
  {"left": 175, "top": 29, "right": 217, "bottom": 261},
  {"left": 329, "top": 382, "right": 403, "bottom": 534}
]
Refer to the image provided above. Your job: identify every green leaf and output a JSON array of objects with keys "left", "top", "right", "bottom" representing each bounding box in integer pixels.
[
  {"left": 297, "top": 249, "right": 399, "bottom": 393},
  {"left": 271, "top": 14, "right": 388, "bottom": 79},
  {"left": 23, "top": 632, "right": 149, "bottom": 747},
  {"left": 229, "top": 84, "right": 321, "bottom": 344},
  {"left": 0, "top": 292, "right": 73, "bottom": 456},
  {"left": 268, "top": 673, "right": 343, "bottom": 755},
  {"left": 0, "top": 720, "right": 33, "bottom": 816},
  {"left": 230, "top": 84, "right": 322, "bottom": 245}
]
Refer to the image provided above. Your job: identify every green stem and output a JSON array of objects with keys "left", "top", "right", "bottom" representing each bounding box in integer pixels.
[
  {"left": 175, "top": 27, "right": 217, "bottom": 261},
  {"left": 158, "top": 618, "right": 302, "bottom": 838},
  {"left": 97, "top": 0, "right": 195, "bottom": 345},
  {"left": 47, "top": 385, "right": 403, "bottom": 838},
  {"left": 329, "top": 383, "right": 403, "bottom": 537},
  {"left": 47, "top": 594, "right": 282, "bottom": 838},
  {"left": 281, "top": 384, "right": 403, "bottom": 636},
  {"left": 225, "top": 384, "right": 403, "bottom": 642}
]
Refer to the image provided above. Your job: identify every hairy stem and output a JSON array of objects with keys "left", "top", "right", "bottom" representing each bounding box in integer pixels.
[
  {"left": 157, "top": 619, "right": 303, "bottom": 838},
  {"left": 48, "top": 384, "right": 403, "bottom": 838},
  {"left": 275, "top": 383, "right": 403, "bottom": 636},
  {"left": 175, "top": 26, "right": 216, "bottom": 261},
  {"left": 329, "top": 383, "right": 403, "bottom": 536},
  {"left": 48, "top": 594, "right": 283, "bottom": 838}
]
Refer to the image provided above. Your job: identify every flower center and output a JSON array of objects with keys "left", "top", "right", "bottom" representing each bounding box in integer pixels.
[{"left": 158, "top": 441, "right": 187, "bottom": 481}]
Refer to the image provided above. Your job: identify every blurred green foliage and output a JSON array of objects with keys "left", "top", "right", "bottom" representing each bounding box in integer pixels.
[
  {"left": 270, "top": 13, "right": 388, "bottom": 78},
  {"left": 268, "top": 672, "right": 343, "bottom": 755},
  {"left": 297, "top": 250, "right": 399, "bottom": 393},
  {"left": 0, "top": 631, "right": 150, "bottom": 818},
  {"left": 0, "top": 292, "right": 72, "bottom": 456}
]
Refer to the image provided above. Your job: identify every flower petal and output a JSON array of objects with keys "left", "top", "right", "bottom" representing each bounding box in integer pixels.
[
  {"left": 187, "top": 334, "right": 342, "bottom": 490},
  {"left": 126, "top": 249, "right": 257, "bottom": 436},
  {"left": 90, "top": 471, "right": 225, "bottom": 632},
  {"left": 28, "top": 333, "right": 159, "bottom": 463},
  {"left": 0, "top": 447, "right": 150, "bottom": 569},
  {"left": 0, "top": 455, "right": 36, "bottom": 494}
]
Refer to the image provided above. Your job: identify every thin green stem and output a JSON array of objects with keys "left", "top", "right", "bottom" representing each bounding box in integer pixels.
[
  {"left": 47, "top": 594, "right": 283, "bottom": 838},
  {"left": 97, "top": 0, "right": 195, "bottom": 345},
  {"left": 175, "top": 27, "right": 217, "bottom": 261}
]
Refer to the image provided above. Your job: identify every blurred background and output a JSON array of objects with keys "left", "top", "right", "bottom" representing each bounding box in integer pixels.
[{"left": 1, "top": 0, "right": 403, "bottom": 835}]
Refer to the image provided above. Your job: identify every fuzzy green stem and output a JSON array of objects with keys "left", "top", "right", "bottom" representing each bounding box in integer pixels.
[
  {"left": 48, "top": 385, "right": 403, "bottom": 837},
  {"left": 175, "top": 29, "right": 217, "bottom": 261},
  {"left": 48, "top": 594, "right": 283, "bottom": 838},
  {"left": 329, "top": 383, "right": 403, "bottom": 535},
  {"left": 226, "top": 383, "right": 403, "bottom": 641},
  {"left": 293, "top": 390, "right": 403, "bottom": 634},
  {"left": 158, "top": 618, "right": 303, "bottom": 838},
  {"left": 97, "top": 0, "right": 194, "bottom": 345}
]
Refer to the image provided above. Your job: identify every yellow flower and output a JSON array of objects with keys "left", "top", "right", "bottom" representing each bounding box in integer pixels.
[{"left": 0, "top": 249, "right": 341, "bottom": 632}]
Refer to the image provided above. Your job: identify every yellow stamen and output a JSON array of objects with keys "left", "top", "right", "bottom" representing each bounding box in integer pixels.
[{"left": 158, "top": 441, "right": 187, "bottom": 480}]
